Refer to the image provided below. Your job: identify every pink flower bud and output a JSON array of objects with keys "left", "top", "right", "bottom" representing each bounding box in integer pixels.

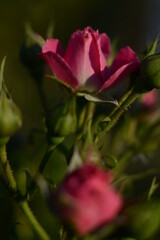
[
  {"left": 141, "top": 89, "right": 158, "bottom": 109},
  {"left": 0, "top": 91, "right": 22, "bottom": 138},
  {"left": 54, "top": 163, "right": 123, "bottom": 235}
]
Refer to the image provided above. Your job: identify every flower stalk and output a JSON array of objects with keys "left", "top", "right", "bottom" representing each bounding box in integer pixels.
[
  {"left": 109, "top": 85, "right": 135, "bottom": 118},
  {"left": 105, "top": 91, "right": 141, "bottom": 132},
  {"left": 0, "top": 145, "right": 17, "bottom": 192},
  {"left": 19, "top": 201, "right": 50, "bottom": 240},
  {"left": 39, "top": 137, "right": 64, "bottom": 173},
  {"left": 95, "top": 86, "right": 141, "bottom": 143},
  {"left": 0, "top": 144, "right": 51, "bottom": 240}
]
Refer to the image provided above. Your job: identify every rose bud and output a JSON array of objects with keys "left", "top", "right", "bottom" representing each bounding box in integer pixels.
[
  {"left": 0, "top": 91, "right": 22, "bottom": 139},
  {"left": 41, "top": 26, "right": 140, "bottom": 93},
  {"left": 0, "top": 57, "right": 22, "bottom": 144},
  {"left": 47, "top": 97, "right": 77, "bottom": 137},
  {"left": 53, "top": 163, "right": 123, "bottom": 235},
  {"left": 140, "top": 53, "right": 160, "bottom": 91}
]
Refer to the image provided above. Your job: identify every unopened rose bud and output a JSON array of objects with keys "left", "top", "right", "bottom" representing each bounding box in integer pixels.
[
  {"left": 0, "top": 91, "right": 22, "bottom": 138},
  {"left": 53, "top": 163, "right": 123, "bottom": 235},
  {"left": 20, "top": 43, "right": 44, "bottom": 82},
  {"left": 47, "top": 97, "right": 77, "bottom": 137},
  {"left": 140, "top": 53, "right": 160, "bottom": 91}
]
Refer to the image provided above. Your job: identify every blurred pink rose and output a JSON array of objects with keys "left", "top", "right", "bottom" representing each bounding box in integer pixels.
[
  {"left": 55, "top": 163, "right": 123, "bottom": 235},
  {"left": 41, "top": 27, "right": 140, "bottom": 93},
  {"left": 141, "top": 89, "right": 158, "bottom": 109}
]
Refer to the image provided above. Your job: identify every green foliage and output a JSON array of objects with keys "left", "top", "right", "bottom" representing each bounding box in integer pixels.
[
  {"left": 127, "top": 201, "right": 160, "bottom": 239},
  {"left": 0, "top": 58, "right": 22, "bottom": 139},
  {"left": 44, "top": 149, "right": 68, "bottom": 184},
  {"left": 140, "top": 53, "right": 160, "bottom": 90},
  {"left": 47, "top": 97, "right": 77, "bottom": 137}
]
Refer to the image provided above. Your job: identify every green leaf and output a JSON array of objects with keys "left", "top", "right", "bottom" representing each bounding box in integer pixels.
[
  {"left": 146, "top": 34, "right": 159, "bottom": 56},
  {"left": 0, "top": 56, "right": 6, "bottom": 92},
  {"left": 44, "top": 149, "right": 67, "bottom": 184},
  {"left": 102, "top": 116, "right": 111, "bottom": 122},
  {"left": 78, "top": 92, "right": 118, "bottom": 105},
  {"left": 127, "top": 201, "right": 160, "bottom": 239},
  {"left": 46, "top": 74, "right": 72, "bottom": 92},
  {"left": 96, "top": 116, "right": 111, "bottom": 132},
  {"left": 25, "top": 23, "right": 45, "bottom": 47},
  {"left": 46, "top": 20, "right": 55, "bottom": 38},
  {"left": 148, "top": 177, "right": 159, "bottom": 200},
  {"left": 103, "top": 155, "right": 118, "bottom": 169},
  {"left": 140, "top": 34, "right": 159, "bottom": 61}
]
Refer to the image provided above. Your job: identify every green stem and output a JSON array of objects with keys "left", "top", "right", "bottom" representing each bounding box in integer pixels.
[
  {"left": 114, "top": 149, "right": 134, "bottom": 178},
  {"left": 114, "top": 168, "right": 158, "bottom": 186},
  {"left": 0, "top": 145, "right": 17, "bottom": 192},
  {"left": 88, "top": 101, "right": 95, "bottom": 119},
  {"left": 95, "top": 87, "right": 140, "bottom": 143},
  {"left": 114, "top": 117, "right": 160, "bottom": 178},
  {"left": 95, "top": 91, "right": 141, "bottom": 144},
  {"left": 39, "top": 147, "right": 53, "bottom": 174},
  {"left": 76, "top": 101, "right": 95, "bottom": 143},
  {"left": 39, "top": 136, "right": 64, "bottom": 173},
  {"left": 86, "top": 101, "right": 95, "bottom": 132},
  {"left": 109, "top": 85, "right": 135, "bottom": 118},
  {"left": 0, "top": 145, "right": 51, "bottom": 240},
  {"left": 83, "top": 101, "right": 95, "bottom": 133},
  {"left": 82, "top": 101, "right": 95, "bottom": 144},
  {"left": 36, "top": 80, "right": 66, "bottom": 174},
  {"left": 19, "top": 201, "right": 50, "bottom": 240},
  {"left": 105, "top": 92, "right": 140, "bottom": 132}
]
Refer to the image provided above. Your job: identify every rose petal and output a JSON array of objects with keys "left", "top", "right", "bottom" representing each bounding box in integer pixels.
[
  {"left": 58, "top": 164, "right": 122, "bottom": 235},
  {"left": 41, "top": 51, "right": 78, "bottom": 89},
  {"left": 72, "top": 184, "right": 122, "bottom": 235},
  {"left": 42, "top": 39, "right": 64, "bottom": 56},
  {"left": 64, "top": 27, "right": 102, "bottom": 92},
  {"left": 97, "top": 33, "right": 111, "bottom": 71},
  {"left": 100, "top": 46, "right": 140, "bottom": 91}
]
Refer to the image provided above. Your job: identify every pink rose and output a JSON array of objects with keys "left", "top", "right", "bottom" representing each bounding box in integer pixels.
[
  {"left": 141, "top": 89, "right": 158, "bottom": 108},
  {"left": 41, "top": 27, "right": 140, "bottom": 93},
  {"left": 55, "top": 163, "right": 123, "bottom": 235}
]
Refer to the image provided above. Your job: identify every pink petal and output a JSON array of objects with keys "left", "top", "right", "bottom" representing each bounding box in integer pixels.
[
  {"left": 73, "top": 185, "right": 122, "bottom": 235},
  {"left": 41, "top": 51, "right": 78, "bottom": 89},
  {"left": 60, "top": 164, "right": 123, "bottom": 235},
  {"left": 42, "top": 39, "right": 64, "bottom": 56},
  {"left": 100, "top": 46, "right": 140, "bottom": 92},
  {"left": 97, "top": 33, "right": 111, "bottom": 71},
  {"left": 64, "top": 27, "right": 102, "bottom": 92}
]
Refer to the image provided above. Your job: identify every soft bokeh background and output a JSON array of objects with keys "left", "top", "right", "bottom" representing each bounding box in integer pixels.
[{"left": 0, "top": 0, "right": 160, "bottom": 239}]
